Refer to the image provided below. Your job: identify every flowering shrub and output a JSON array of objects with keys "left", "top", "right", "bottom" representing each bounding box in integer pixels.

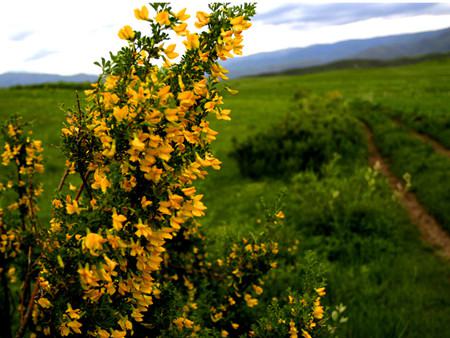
[
  {"left": 1, "top": 3, "right": 337, "bottom": 337},
  {"left": 0, "top": 116, "right": 44, "bottom": 338}
]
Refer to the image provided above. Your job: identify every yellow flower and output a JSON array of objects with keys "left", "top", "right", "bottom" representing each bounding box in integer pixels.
[
  {"left": 90, "top": 198, "right": 97, "bottom": 208},
  {"left": 178, "top": 91, "right": 197, "bottom": 108},
  {"left": 158, "top": 201, "right": 171, "bottom": 215},
  {"left": 231, "top": 323, "right": 239, "bottom": 329},
  {"left": 313, "top": 298, "right": 324, "bottom": 319},
  {"left": 252, "top": 284, "right": 263, "bottom": 295},
  {"left": 176, "top": 8, "right": 190, "bottom": 21},
  {"left": 315, "top": 287, "right": 326, "bottom": 297},
  {"left": 52, "top": 199, "right": 63, "bottom": 208},
  {"left": 112, "top": 209, "right": 127, "bottom": 231},
  {"left": 103, "top": 92, "right": 119, "bottom": 109},
  {"left": 225, "top": 86, "right": 239, "bottom": 95},
  {"left": 155, "top": 11, "right": 170, "bottom": 25},
  {"left": 141, "top": 196, "right": 153, "bottom": 208},
  {"left": 111, "top": 330, "right": 126, "bottom": 338},
  {"left": 97, "top": 329, "right": 110, "bottom": 338},
  {"left": 204, "top": 101, "right": 216, "bottom": 112},
  {"left": 66, "top": 304, "right": 82, "bottom": 319},
  {"left": 173, "top": 318, "right": 183, "bottom": 330},
  {"left": 134, "top": 5, "right": 149, "bottom": 20},
  {"left": 184, "top": 318, "right": 194, "bottom": 329},
  {"left": 302, "top": 330, "right": 312, "bottom": 338},
  {"left": 173, "top": 23, "right": 188, "bottom": 36},
  {"left": 60, "top": 325, "right": 70, "bottom": 336},
  {"left": 7, "top": 124, "right": 16, "bottom": 137},
  {"left": 67, "top": 320, "right": 82, "bottom": 334},
  {"left": 191, "top": 194, "right": 207, "bottom": 217},
  {"left": 230, "top": 16, "right": 252, "bottom": 33},
  {"left": 1, "top": 143, "right": 15, "bottom": 165},
  {"left": 113, "top": 105, "right": 129, "bottom": 122},
  {"left": 158, "top": 85, "right": 172, "bottom": 101},
  {"left": 289, "top": 320, "right": 298, "bottom": 338},
  {"left": 195, "top": 11, "right": 210, "bottom": 28},
  {"left": 165, "top": 108, "right": 179, "bottom": 122},
  {"left": 130, "top": 135, "right": 146, "bottom": 152},
  {"left": 118, "top": 25, "right": 135, "bottom": 40},
  {"left": 221, "top": 330, "right": 229, "bottom": 337},
  {"left": 216, "top": 109, "right": 231, "bottom": 121},
  {"left": 135, "top": 219, "right": 153, "bottom": 239},
  {"left": 183, "top": 32, "right": 200, "bottom": 50},
  {"left": 66, "top": 199, "right": 81, "bottom": 215},
  {"left": 104, "top": 75, "right": 119, "bottom": 90},
  {"left": 211, "top": 63, "right": 229, "bottom": 80},
  {"left": 34, "top": 161, "right": 45, "bottom": 173},
  {"left": 212, "top": 311, "right": 223, "bottom": 322},
  {"left": 102, "top": 140, "right": 116, "bottom": 159},
  {"left": 91, "top": 169, "right": 111, "bottom": 193},
  {"left": 118, "top": 316, "right": 133, "bottom": 331},
  {"left": 275, "top": 210, "right": 285, "bottom": 219},
  {"left": 37, "top": 297, "right": 52, "bottom": 308},
  {"left": 182, "top": 186, "right": 196, "bottom": 196},
  {"left": 244, "top": 293, "right": 258, "bottom": 308},
  {"left": 77, "top": 264, "right": 100, "bottom": 288},
  {"left": 164, "top": 44, "right": 179, "bottom": 59},
  {"left": 83, "top": 232, "right": 106, "bottom": 255}
]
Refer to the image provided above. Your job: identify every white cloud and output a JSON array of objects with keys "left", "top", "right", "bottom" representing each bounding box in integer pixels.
[
  {"left": 0, "top": 1, "right": 449, "bottom": 75},
  {"left": 245, "top": 14, "right": 450, "bottom": 55}
]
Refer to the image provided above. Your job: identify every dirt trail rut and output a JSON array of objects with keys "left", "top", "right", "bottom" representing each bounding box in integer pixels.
[
  {"left": 392, "top": 118, "right": 450, "bottom": 158},
  {"left": 363, "top": 123, "right": 450, "bottom": 260}
]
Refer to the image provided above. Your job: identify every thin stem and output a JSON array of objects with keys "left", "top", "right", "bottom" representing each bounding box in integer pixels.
[
  {"left": 76, "top": 92, "right": 82, "bottom": 116},
  {"left": 57, "top": 168, "right": 69, "bottom": 192},
  {"left": 18, "top": 246, "right": 33, "bottom": 326},
  {"left": 15, "top": 278, "right": 39, "bottom": 338},
  {"left": 0, "top": 262, "right": 13, "bottom": 338},
  {"left": 75, "top": 170, "right": 92, "bottom": 202},
  {"left": 75, "top": 180, "right": 85, "bottom": 202}
]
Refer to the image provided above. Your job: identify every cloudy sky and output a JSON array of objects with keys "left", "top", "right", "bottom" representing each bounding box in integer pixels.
[{"left": 1, "top": 1, "right": 450, "bottom": 75}]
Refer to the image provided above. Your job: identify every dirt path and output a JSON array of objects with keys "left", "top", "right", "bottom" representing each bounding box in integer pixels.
[
  {"left": 391, "top": 118, "right": 450, "bottom": 158},
  {"left": 362, "top": 122, "right": 450, "bottom": 260}
]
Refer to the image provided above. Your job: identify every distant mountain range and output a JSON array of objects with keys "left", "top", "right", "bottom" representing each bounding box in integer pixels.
[
  {"left": 224, "top": 27, "right": 450, "bottom": 77},
  {"left": 0, "top": 73, "right": 97, "bottom": 88},
  {"left": 0, "top": 26, "right": 449, "bottom": 87}
]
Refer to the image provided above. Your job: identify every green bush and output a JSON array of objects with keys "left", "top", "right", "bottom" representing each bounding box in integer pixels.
[
  {"left": 231, "top": 92, "right": 366, "bottom": 179},
  {"left": 286, "top": 161, "right": 401, "bottom": 263}
]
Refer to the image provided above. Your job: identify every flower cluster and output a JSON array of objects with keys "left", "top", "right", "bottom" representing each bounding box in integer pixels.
[
  {"left": 202, "top": 237, "right": 279, "bottom": 336},
  {"left": 0, "top": 116, "right": 44, "bottom": 338},
  {"left": 34, "top": 3, "right": 257, "bottom": 337},
  {"left": 250, "top": 287, "right": 330, "bottom": 338}
]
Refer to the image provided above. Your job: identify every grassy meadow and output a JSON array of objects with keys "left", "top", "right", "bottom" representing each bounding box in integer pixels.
[{"left": 1, "top": 56, "right": 450, "bottom": 337}]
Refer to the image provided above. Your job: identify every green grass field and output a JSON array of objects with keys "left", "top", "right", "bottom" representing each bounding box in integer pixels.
[{"left": 1, "top": 56, "right": 450, "bottom": 337}]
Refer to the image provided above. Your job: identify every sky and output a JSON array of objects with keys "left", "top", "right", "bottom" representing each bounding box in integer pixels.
[{"left": 1, "top": 1, "right": 450, "bottom": 75}]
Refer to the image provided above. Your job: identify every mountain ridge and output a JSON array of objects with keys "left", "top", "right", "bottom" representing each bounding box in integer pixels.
[
  {"left": 1, "top": 26, "right": 449, "bottom": 86},
  {"left": 0, "top": 72, "right": 98, "bottom": 88},
  {"left": 223, "top": 26, "right": 450, "bottom": 77}
]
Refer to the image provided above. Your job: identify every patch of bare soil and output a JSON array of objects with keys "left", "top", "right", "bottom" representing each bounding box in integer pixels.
[{"left": 363, "top": 123, "right": 450, "bottom": 260}]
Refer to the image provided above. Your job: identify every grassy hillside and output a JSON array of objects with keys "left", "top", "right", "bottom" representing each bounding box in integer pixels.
[{"left": 1, "top": 56, "right": 450, "bottom": 337}]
